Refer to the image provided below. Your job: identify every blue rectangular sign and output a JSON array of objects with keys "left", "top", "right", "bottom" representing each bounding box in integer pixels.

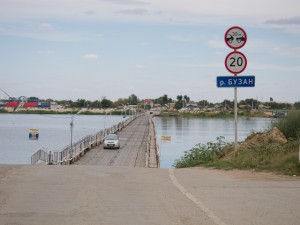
[
  {"left": 29, "top": 129, "right": 39, "bottom": 140},
  {"left": 217, "top": 76, "right": 255, "bottom": 88}
]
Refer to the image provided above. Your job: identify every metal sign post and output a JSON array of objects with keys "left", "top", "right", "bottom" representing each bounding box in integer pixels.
[
  {"left": 223, "top": 26, "right": 249, "bottom": 151},
  {"left": 234, "top": 81, "right": 238, "bottom": 151}
]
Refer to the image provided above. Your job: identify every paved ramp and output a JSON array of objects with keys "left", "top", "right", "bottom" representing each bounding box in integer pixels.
[
  {"left": 1, "top": 166, "right": 300, "bottom": 225},
  {"left": 74, "top": 114, "right": 150, "bottom": 167}
]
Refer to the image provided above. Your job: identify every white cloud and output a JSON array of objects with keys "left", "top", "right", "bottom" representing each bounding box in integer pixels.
[
  {"left": 265, "top": 16, "right": 300, "bottom": 25},
  {"left": 245, "top": 39, "right": 300, "bottom": 57},
  {"left": 0, "top": 0, "right": 299, "bottom": 103},
  {"left": 116, "top": 8, "right": 148, "bottom": 15},
  {"left": 139, "top": 42, "right": 149, "bottom": 46},
  {"left": 167, "top": 34, "right": 194, "bottom": 42},
  {"left": 85, "top": 10, "right": 96, "bottom": 16},
  {"left": 37, "top": 50, "right": 54, "bottom": 55},
  {"left": 102, "top": 0, "right": 150, "bottom": 6},
  {"left": 83, "top": 54, "right": 98, "bottom": 60},
  {"left": 176, "top": 62, "right": 223, "bottom": 68},
  {"left": 250, "top": 62, "right": 300, "bottom": 72},
  {"left": 135, "top": 65, "right": 145, "bottom": 71},
  {"left": 208, "top": 39, "right": 226, "bottom": 49},
  {"left": 245, "top": 38, "right": 286, "bottom": 54},
  {"left": 38, "top": 23, "right": 54, "bottom": 31},
  {"left": 0, "top": 23, "right": 77, "bottom": 42},
  {"left": 2, "top": 0, "right": 299, "bottom": 25},
  {"left": 292, "top": 46, "right": 300, "bottom": 51}
]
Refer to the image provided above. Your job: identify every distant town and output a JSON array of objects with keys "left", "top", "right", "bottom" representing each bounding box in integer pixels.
[{"left": 1, "top": 92, "right": 299, "bottom": 116}]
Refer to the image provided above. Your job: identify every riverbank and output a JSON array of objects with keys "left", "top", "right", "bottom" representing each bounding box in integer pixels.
[
  {"left": 158, "top": 110, "right": 271, "bottom": 118},
  {"left": 0, "top": 107, "right": 283, "bottom": 118},
  {"left": 174, "top": 133, "right": 300, "bottom": 176},
  {"left": 174, "top": 111, "right": 300, "bottom": 176},
  {"left": 0, "top": 108, "right": 141, "bottom": 116}
]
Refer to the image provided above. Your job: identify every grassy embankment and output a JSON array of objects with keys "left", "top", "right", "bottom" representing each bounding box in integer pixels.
[{"left": 174, "top": 111, "right": 300, "bottom": 176}]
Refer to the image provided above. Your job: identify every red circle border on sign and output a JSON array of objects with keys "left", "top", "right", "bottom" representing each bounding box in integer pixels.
[
  {"left": 225, "top": 51, "right": 247, "bottom": 75},
  {"left": 224, "top": 26, "right": 247, "bottom": 50}
]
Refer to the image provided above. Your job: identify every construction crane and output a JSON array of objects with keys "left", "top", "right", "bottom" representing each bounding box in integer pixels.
[{"left": 0, "top": 87, "right": 13, "bottom": 100}]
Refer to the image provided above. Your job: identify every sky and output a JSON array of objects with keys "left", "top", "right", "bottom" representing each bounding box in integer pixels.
[{"left": 0, "top": 0, "right": 299, "bottom": 103}]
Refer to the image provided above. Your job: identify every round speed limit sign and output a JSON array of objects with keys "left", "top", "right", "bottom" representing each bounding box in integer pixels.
[{"left": 225, "top": 51, "right": 247, "bottom": 74}]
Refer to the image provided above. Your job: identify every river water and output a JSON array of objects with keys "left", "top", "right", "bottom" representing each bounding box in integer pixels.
[
  {"left": 0, "top": 114, "right": 126, "bottom": 164},
  {"left": 153, "top": 116, "right": 273, "bottom": 168},
  {"left": 0, "top": 114, "right": 272, "bottom": 166}
]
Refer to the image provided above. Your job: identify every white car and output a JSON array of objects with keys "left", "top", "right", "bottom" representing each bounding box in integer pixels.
[{"left": 103, "top": 133, "right": 120, "bottom": 149}]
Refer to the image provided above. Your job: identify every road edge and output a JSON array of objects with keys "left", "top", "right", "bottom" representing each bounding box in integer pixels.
[{"left": 169, "top": 168, "right": 227, "bottom": 225}]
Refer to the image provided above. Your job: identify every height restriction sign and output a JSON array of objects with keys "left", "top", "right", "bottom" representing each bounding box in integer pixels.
[{"left": 225, "top": 26, "right": 247, "bottom": 49}]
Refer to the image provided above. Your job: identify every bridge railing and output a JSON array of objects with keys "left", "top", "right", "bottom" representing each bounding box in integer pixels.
[
  {"left": 31, "top": 148, "right": 49, "bottom": 164},
  {"left": 147, "top": 115, "right": 160, "bottom": 168},
  {"left": 31, "top": 115, "right": 138, "bottom": 165}
]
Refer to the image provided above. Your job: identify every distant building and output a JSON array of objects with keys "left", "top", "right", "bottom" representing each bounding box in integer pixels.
[
  {"left": 5, "top": 101, "right": 19, "bottom": 108},
  {"left": 239, "top": 104, "right": 251, "bottom": 109},
  {"left": 186, "top": 102, "right": 199, "bottom": 110},
  {"left": 23, "top": 102, "right": 38, "bottom": 108},
  {"left": 166, "top": 103, "right": 175, "bottom": 110},
  {"left": 258, "top": 104, "right": 271, "bottom": 110},
  {"left": 127, "top": 105, "right": 137, "bottom": 108},
  {"left": 143, "top": 99, "right": 153, "bottom": 103},
  {"left": 50, "top": 102, "right": 63, "bottom": 110},
  {"left": 143, "top": 99, "right": 153, "bottom": 108}
]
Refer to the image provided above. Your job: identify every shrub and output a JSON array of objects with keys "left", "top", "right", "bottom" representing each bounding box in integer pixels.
[
  {"left": 173, "top": 136, "right": 231, "bottom": 168},
  {"left": 272, "top": 111, "right": 300, "bottom": 139}
]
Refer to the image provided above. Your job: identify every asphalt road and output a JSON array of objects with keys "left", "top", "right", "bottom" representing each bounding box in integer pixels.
[
  {"left": 74, "top": 115, "right": 149, "bottom": 167},
  {"left": 1, "top": 165, "right": 300, "bottom": 225}
]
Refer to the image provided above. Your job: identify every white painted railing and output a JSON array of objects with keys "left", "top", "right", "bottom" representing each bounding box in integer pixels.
[
  {"left": 31, "top": 115, "right": 138, "bottom": 165},
  {"left": 147, "top": 115, "right": 160, "bottom": 168}
]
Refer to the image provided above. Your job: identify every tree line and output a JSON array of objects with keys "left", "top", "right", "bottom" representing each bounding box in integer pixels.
[
  {"left": 151, "top": 94, "right": 300, "bottom": 110},
  {"left": 7, "top": 94, "right": 300, "bottom": 110}
]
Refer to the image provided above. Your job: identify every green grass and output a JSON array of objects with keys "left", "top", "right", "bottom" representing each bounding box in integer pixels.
[
  {"left": 174, "top": 137, "right": 300, "bottom": 176},
  {"left": 173, "top": 136, "right": 230, "bottom": 168},
  {"left": 174, "top": 111, "right": 300, "bottom": 175},
  {"left": 272, "top": 111, "right": 300, "bottom": 139}
]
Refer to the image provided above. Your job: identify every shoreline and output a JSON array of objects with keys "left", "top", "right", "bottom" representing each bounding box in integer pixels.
[
  {"left": 157, "top": 110, "right": 273, "bottom": 118},
  {"left": 0, "top": 108, "right": 287, "bottom": 118},
  {"left": 0, "top": 108, "right": 137, "bottom": 116}
]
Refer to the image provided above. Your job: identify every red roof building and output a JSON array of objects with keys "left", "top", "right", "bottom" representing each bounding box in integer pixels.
[
  {"left": 5, "top": 102, "right": 19, "bottom": 108},
  {"left": 23, "top": 102, "right": 38, "bottom": 108},
  {"left": 143, "top": 99, "right": 153, "bottom": 103}
]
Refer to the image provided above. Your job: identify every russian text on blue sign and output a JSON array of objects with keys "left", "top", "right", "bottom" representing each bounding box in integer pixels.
[{"left": 217, "top": 76, "right": 255, "bottom": 88}]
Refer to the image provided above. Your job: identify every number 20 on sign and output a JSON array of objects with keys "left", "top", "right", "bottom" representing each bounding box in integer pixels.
[{"left": 225, "top": 51, "right": 247, "bottom": 74}]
